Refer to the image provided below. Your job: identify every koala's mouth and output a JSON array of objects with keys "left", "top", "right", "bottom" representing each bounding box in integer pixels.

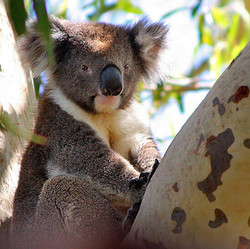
[
  {"left": 95, "top": 95, "right": 118, "bottom": 105},
  {"left": 94, "top": 94, "right": 121, "bottom": 113}
]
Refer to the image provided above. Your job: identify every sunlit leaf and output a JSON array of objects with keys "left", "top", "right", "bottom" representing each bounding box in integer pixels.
[
  {"left": 24, "top": 0, "right": 36, "bottom": 17},
  {"left": 227, "top": 13, "right": 240, "bottom": 47},
  {"left": 86, "top": 0, "right": 143, "bottom": 20},
  {"left": 196, "top": 14, "right": 205, "bottom": 49},
  {"left": 190, "top": 59, "right": 209, "bottom": 77},
  {"left": 191, "top": 0, "right": 202, "bottom": 17},
  {"left": 211, "top": 45, "right": 224, "bottom": 77},
  {"left": 211, "top": 7, "right": 228, "bottom": 28},
  {"left": 202, "top": 27, "right": 214, "bottom": 45},
  {"left": 57, "top": 0, "right": 69, "bottom": 18},
  {"left": 101, "top": 3, "right": 116, "bottom": 13},
  {"left": 219, "top": 0, "right": 234, "bottom": 7},
  {"left": 169, "top": 120, "right": 176, "bottom": 138},
  {"left": 175, "top": 92, "right": 184, "bottom": 113},
  {"left": 161, "top": 7, "right": 188, "bottom": 20},
  {"left": 116, "top": 0, "right": 142, "bottom": 14},
  {"left": 86, "top": 0, "right": 115, "bottom": 21}
]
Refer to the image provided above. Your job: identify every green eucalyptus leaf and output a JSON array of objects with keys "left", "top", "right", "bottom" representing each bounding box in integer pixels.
[
  {"left": 33, "top": 0, "right": 55, "bottom": 66},
  {"left": 33, "top": 0, "right": 50, "bottom": 33},
  {"left": 197, "top": 14, "right": 205, "bottom": 45},
  {"left": 9, "top": 0, "right": 27, "bottom": 35},
  {"left": 0, "top": 111, "right": 46, "bottom": 145},
  {"left": 116, "top": 0, "right": 142, "bottom": 14},
  {"left": 101, "top": 3, "right": 116, "bottom": 13},
  {"left": 161, "top": 7, "right": 188, "bottom": 20},
  {"left": 175, "top": 93, "right": 184, "bottom": 113},
  {"left": 191, "top": 0, "right": 202, "bottom": 17}
]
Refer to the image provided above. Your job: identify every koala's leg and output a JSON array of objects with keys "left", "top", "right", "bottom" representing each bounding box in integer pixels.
[{"left": 33, "top": 175, "right": 125, "bottom": 249}]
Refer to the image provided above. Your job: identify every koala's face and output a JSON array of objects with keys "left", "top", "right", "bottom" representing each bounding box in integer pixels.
[
  {"left": 22, "top": 17, "right": 168, "bottom": 113},
  {"left": 52, "top": 22, "right": 140, "bottom": 113}
]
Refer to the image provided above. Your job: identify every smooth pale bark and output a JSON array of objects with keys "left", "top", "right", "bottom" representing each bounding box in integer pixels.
[
  {"left": 0, "top": 0, "right": 36, "bottom": 223},
  {"left": 123, "top": 43, "right": 250, "bottom": 249}
]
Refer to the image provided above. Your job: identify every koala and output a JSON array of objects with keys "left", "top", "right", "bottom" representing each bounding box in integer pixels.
[{"left": 11, "top": 16, "right": 168, "bottom": 249}]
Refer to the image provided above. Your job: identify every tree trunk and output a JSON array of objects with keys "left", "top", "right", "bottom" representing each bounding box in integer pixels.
[
  {"left": 123, "top": 42, "right": 250, "bottom": 249},
  {"left": 0, "top": 0, "right": 36, "bottom": 232}
]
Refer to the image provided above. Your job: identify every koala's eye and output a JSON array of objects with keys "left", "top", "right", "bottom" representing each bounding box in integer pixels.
[
  {"left": 81, "top": 65, "right": 89, "bottom": 71},
  {"left": 124, "top": 64, "right": 130, "bottom": 70}
]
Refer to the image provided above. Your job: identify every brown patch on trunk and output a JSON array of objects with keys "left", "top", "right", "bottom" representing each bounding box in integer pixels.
[
  {"left": 171, "top": 207, "right": 186, "bottom": 234},
  {"left": 243, "top": 139, "right": 250, "bottom": 149},
  {"left": 197, "top": 128, "right": 235, "bottom": 202},
  {"left": 172, "top": 183, "right": 179, "bottom": 192},
  {"left": 208, "top": 208, "right": 228, "bottom": 228},
  {"left": 238, "top": 236, "right": 250, "bottom": 249},
  {"left": 213, "top": 97, "right": 225, "bottom": 115},
  {"left": 227, "top": 86, "right": 249, "bottom": 104}
]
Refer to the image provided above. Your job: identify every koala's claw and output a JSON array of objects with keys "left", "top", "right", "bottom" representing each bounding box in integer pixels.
[
  {"left": 148, "top": 158, "right": 160, "bottom": 182},
  {"left": 129, "top": 159, "right": 160, "bottom": 190}
]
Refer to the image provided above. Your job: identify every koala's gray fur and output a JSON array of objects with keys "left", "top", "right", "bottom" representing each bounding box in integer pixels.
[{"left": 11, "top": 16, "right": 168, "bottom": 249}]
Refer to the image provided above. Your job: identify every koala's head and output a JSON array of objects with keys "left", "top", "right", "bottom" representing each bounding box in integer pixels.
[{"left": 20, "top": 16, "right": 168, "bottom": 113}]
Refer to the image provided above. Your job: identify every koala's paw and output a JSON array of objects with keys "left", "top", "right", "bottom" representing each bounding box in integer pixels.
[
  {"left": 128, "top": 172, "right": 149, "bottom": 190},
  {"left": 123, "top": 201, "right": 141, "bottom": 234},
  {"left": 129, "top": 159, "right": 160, "bottom": 190}
]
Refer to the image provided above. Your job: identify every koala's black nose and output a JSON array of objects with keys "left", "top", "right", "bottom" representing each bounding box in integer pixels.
[{"left": 100, "top": 66, "right": 123, "bottom": 96}]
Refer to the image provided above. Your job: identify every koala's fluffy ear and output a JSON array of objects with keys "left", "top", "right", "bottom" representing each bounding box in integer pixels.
[
  {"left": 128, "top": 18, "right": 169, "bottom": 83},
  {"left": 18, "top": 16, "right": 68, "bottom": 77}
]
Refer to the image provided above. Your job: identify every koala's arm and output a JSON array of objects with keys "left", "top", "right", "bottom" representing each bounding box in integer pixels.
[
  {"left": 50, "top": 140, "right": 142, "bottom": 209},
  {"left": 131, "top": 138, "right": 161, "bottom": 173},
  {"left": 122, "top": 104, "right": 161, "bottom": 173}
]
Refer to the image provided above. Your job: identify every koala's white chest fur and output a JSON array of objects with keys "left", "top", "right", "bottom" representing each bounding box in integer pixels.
[{"left": 49, "top": 86, "right": 151, "bottom": 160}]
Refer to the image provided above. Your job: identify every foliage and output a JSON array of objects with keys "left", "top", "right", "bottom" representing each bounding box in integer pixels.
[
  {"left": 156, "top": 0, "right": 249, "bottom": 112},
  {"left": 3, "top": 0, "right": 249, "bottom": 139},
  {"left": 83, "top": 0, "right": 143, "bottom": 21},
  {"left": 0, "top": 107, "right": 46, "bottom": 145},
  {"left": 8, "top": 0, "right": 249, "bottom": 111},
  {"left": 193, "top": 0, "right": 250, "bottom": 78}
]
